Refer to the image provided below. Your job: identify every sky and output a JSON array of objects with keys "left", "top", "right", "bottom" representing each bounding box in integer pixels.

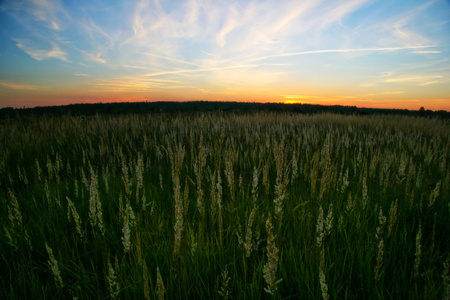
[{"left": 0, "top": 0, "right": 449, "bottom": 110}]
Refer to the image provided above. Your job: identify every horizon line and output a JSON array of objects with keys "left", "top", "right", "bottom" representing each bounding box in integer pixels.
[{"left": 1, "top": 99, "right": 447, "bottom": 112}]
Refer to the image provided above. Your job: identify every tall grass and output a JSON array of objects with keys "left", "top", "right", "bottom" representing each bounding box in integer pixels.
[{"left": 0, "top": 112, "right": 449, "bottom": 299}]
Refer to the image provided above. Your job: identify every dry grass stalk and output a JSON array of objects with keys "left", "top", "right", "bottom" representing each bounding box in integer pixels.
[
  {"left": 291, "top": 152, "right": 298, "bottom": 183},
  {"left": 325, "top": 204, "right": 333, "bottom": 235},
  {"left": 169, "top": 144, "right": 185, "bottom": 256},
  {"left": 374, "top": 207, "right": 386, "bottom": 282},
  {"left": 156, "top": 266, "right": 165, "bottom": 300},
  {"left": 341, "top": 168, "right": 349, "bottom": 193},
  {"left": 374, "top": 239, "right": 384, "bottom": 283},
  {"left": 74, "top": 179, "right": 79, "bottom": 198},
  {"left": 45, "top": 243, "right": 63, "bottom": 289},
  {"left": 224, "top": 146, "right": 236, "bottom": 203},
  {"left": 362, "top": 176, "right": 369, "bottom": 209},
  {"left": 35, "top": 159, "right": 42, "bottom": 182},
  {"left": 18, "top": 166, "right": 28, "bottom": 185},
  {"left": 4, "top": 227, "right": 16, "bottom": 250},
  {"left": 159, "top": 173, "right": 164, "bottom": 190},
  {"left": 122, "top": 201, "right": 136, "bottom": 253},
  {"left": 46, "top": 156, "right": 53, "bottom": 180},
  {"left": 429, "top": 181, "right": 441, "bottom": 208},
  {"left": 244, "top": 205, "right": 256, "bottom": 257},
  {"left": 135, "top": 153, "right": 144, "bottom": 205},
  {"left": 376, "top": 207, "right": 387, "bottom": 240},
  {"left": 183, "top": 178, "right": 190, "bottom": 219},
  {"left": 209, "top": 170, "right": 217, "bottom": 219},
  {"left": 66, "top": 197, "right": 83, "bottom": 240},
  {"left": 319, "top": 248, "right": 329, "bottom": 300},
  {"left": 388, "top": 199, "right": 398, "bottom": 238},
  {"left": 216, "top": 171, "right": 223, "bottom": 245},
  {"left": 81, "top": 167, "right": 88, "bottom": 190},
  {"left": 273, "top": 142, "right": 288, "bottom": 220},
  {"left": 316, "top": 205, "right": 333, "bottom": 248},
  {"left": 136, "top": 152, "right": 144, "bottom": 190},
  {"left": 103, "top": 171, "right": 109, "bottom": 194},
  {"left": 107, "top": 256, "right": 120, "bottom": 299},
  {"left": 88, "top": 165, "right": 105, "bottom": 235},
  {"left": 415, "top": 223, "right": 422, "bottom": 277},
  {"left": 262, "top": 163, "right": 270, "bottom": 195},
  {"left": 4, "top": 190, "right": 27, "bottom": 250},
  {"left": 7, "top": 190, "right": 22, "bottom": 227},
  {"left": 194, "top": 134, "right": 207, "bottom": 218},
  {"left": 218, "top": 267, "right": 231, "bottom": 300},
  {"left": 263, "top": 215, "right": 282, "bottom": 295},
  {"left": 121, "top": 156, "right": 131, "bottom": 197},
  {"left": 316, "top": 206, "right": 325, "bottom": 247},
  {"left": 142, "top": 261, "right": 150, "bottom": 300},
  {"left": 251, "top": 167, "right": 259, "bottom": 203}
]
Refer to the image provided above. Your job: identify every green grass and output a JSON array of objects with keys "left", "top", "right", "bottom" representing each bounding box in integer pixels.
[{"left": 0, "top": 112, "right": 449, "bottom": 299}]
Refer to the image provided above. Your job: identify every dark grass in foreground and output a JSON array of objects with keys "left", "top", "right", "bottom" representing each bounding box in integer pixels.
[{"left": 0, "top": 112, "right": 449, "bottom": 299}]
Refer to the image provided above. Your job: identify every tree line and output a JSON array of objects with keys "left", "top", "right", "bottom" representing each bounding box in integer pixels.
[{"left": 0, "top": 101, "right": 448, "bottom": 119}]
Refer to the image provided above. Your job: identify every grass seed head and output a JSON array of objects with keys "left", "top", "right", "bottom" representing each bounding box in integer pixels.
[
  {"left": 414, "top": 223, "right": 422, "bottom": 276},
  {"left": 319, "top": 248, "right": 329, "bottom": 300},
  {"left": 218, "top": 267, "right": 231, "bottom": 300},
  {"left": 107, "top": 257, "right": 120, "bottom": 299},
  {"left": 374, "top": 239, "right": 384, "bottom": 283},
  {"left": 263, "top": 215, "right": 282, "bottom": 295},
  {"left": 45, "top": 243, "right": 63, "bottom": 289}
]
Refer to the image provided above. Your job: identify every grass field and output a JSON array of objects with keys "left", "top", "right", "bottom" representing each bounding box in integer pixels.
[{"left": 1, "top": 112, "right": 449, "bottom": 299}]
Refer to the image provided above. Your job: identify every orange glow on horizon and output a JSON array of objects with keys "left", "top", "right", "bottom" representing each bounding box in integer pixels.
[{"left": 1, "top": 87, "right": 449, "bottom": 111}]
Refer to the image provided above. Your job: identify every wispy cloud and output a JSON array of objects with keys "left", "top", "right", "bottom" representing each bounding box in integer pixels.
[
  {"left": 412, "top": 50, "right": 441, "bottom": 54},
  {"left": 90, "top": 75, "right": 185, "bottom": 93},
  {"left": 382, "top": 75, "right": 444, "bottom": 86},
  {"left": 14, "top": 39, "right": 69, "bottom": 61},
  {"left": 141, "top": 52, "right": 202, "bottom": 67},
  {"left": 80, "top": 50, "right": 106, "bottom": 64},
  {"left": 125, "top": 0, "right": 375, "bottom": 63},
  {"left": 390, "top": 1, "right": 435, "bottom": 42},
  {"left": 142, "top": 64, "right": 259, "bottom": 77},
  {"left": 2, "top": 0, "right": 68, "bottom": 31},
  {"left": 314, "top": 0, "right": 370, "bottom": 29},
  {"left": 78, "top": 18, "right": 115, "bottom": 62},
  {"left": 382, "top": 91, "right": 406, "bottom": 95},
  {"left": 348, "top": 1, "right": 441, "bottom": 52},
  {"left": 0, "top": 81, "right": 44, "bottom": 90},
  {"left": 216, "top": 14, "right": 238, "bottom": 47},
  {"left": 29, "top": 0, "right": 66, "bottom": 30},
  {"left": 249, "top": 45, "right": 436, "bottom": 62}
]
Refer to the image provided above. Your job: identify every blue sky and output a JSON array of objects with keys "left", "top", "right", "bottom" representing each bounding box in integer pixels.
[{"left": 0, "top": 0, "right": 449, "bottom": 110}]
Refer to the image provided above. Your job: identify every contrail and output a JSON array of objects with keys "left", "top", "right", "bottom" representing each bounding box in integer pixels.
[{"left": 248, "top": 45, "right": 437, "bottom": 62}]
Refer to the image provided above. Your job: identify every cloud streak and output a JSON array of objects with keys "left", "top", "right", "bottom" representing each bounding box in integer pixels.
[
  {"left": 248, "top": 45, "right": 437, "bottom": 62},
  {"left": 382, "top": 75, "right": 445, "bottom": 86},
  {"left": 412, "top": 50, "right": 441, "bottom": 54},
  {"left": 0, "top": 81, "right": 44, "bottom": 90}
]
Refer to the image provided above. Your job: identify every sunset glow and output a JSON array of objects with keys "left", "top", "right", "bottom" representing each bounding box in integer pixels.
[{"left": 1, "top": 0, "right": 449, "bottom": 110}]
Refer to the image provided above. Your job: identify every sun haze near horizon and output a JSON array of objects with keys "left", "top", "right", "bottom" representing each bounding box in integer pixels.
[{"left": 0, "top": 0, "right": 449, "bottom": 111}]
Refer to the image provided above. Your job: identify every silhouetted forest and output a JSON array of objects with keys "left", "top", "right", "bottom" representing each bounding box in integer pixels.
[{"left": 1, "top": 101, "right": 448, "bottom": 119}]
